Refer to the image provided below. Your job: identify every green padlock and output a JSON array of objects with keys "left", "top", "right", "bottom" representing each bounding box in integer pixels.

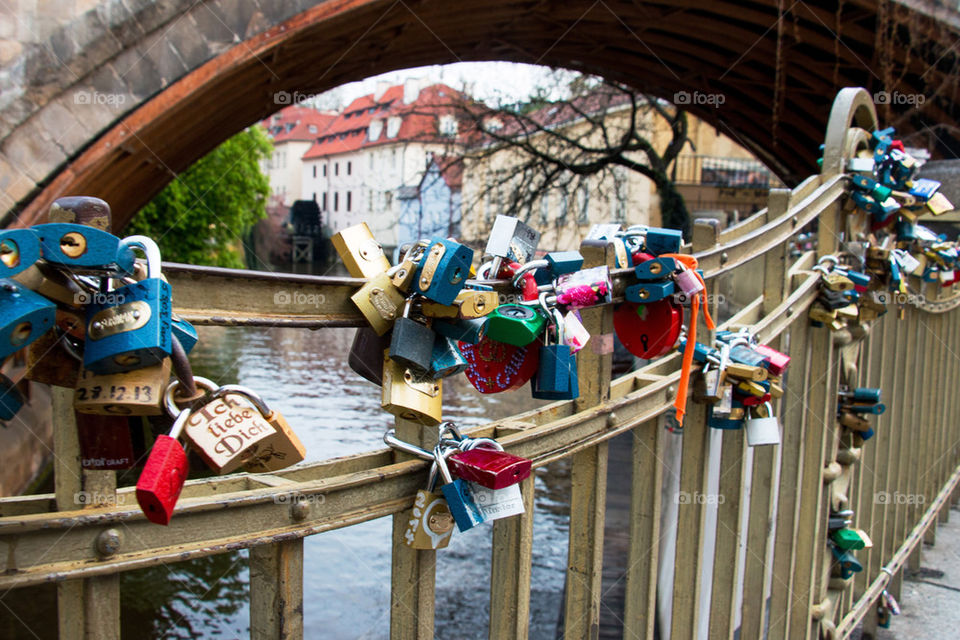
[
  {"left": 484, "top": 304, "right": 546, "bottom": 347},
  {"left": 831, "top": 528, "right": 870, "bottom": 550}
]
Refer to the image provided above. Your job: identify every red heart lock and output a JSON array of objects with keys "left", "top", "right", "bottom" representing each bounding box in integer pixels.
[
  {"left": 614, "top": 299, "right": 682, "bottom": 359},
  {"left": 460, "top": 335, "right": 540, "bottom": 393}
]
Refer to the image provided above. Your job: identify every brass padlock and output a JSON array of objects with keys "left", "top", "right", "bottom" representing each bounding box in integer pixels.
[
  {"left": 927, "top": 192, "right": 954, "bottom": 215},
  {"left": 809, "top": 306, "right": 838, "bottom": 323},
  {"left": 421, "top": 289, "right": 498, "bottom": 319},
  {"left": 836, "top": 304, "right": 859, "bottom": 320},
  {"left": 331, "top": 223, "right": 390, "bottom": 278},
  {"left": 11, "top": 263, "right": 85, "bottom": 307},
  {"left": 724, "top": 363, "right": 768, "bottom": 382},
  {"left": 768, "top": 380, "right": 784, "bottom": 399},
  {"left": 839, "top": 411, "right": 871, "bottom": 432},
  {"left": 404, "top": 459, "right": 455, "bottom": 550},
  {"left": 25, "top": 331, "right": 80, "bottom": 387},
  {"left": 389, "top": 256, "right": 420, "bottom": 294},
  {"left": 350, "top": 272, "right": 406, "bottom": 335},
  {"left": 821, "top": 273, "right": 855, "bottom": 291},
  {"left": 381, "top": 351, "right": 442, "bottom": 425},
  {"left": 74, "top": 358, "right": 172, "bottom": 415}
]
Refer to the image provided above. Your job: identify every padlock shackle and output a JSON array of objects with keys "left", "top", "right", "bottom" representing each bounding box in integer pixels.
[
  {"left": 382, "top": 429, "right": 435, "bottom": 461},
  {"left": 511, "top": 259, "right": 549, "bottom": 289},
  {"left": 210, "top": 383, "right": 272, "bottom": 417},
  {"left": 433, "top": 443, "right": 457, "bottom": 485},
  {"left": 164, "top": 375, "right": 218, "bottom": 418},
  {"left": 120, "top": 235, "right": 162, "bottom": 278},
  {"left": 168, "top": 405, "right": 193, "bottom": 441}
]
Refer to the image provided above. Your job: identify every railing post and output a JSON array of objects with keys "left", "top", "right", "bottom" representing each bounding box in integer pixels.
[
  {"left": 561, "top": 239, "right": 614, "bottom": 640},
  {"left": 250, "top": 539, "right": 304, "bottom": 639}
]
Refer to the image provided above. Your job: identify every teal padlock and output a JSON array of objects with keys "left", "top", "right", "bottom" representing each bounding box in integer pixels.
[
  {"left": 484, "top": 304, "right": 546, "bottom": 347},
  {"left": 625, "top": 280, "right": 674, "bottom": 304},
  {"left": 0, "top": 229, "right": 41, "bottom": 278},
  {"left": 0, "top": 278, "right": 55, "bottom": 359},
  {"left": 634, "top": 257, "right": 678, "bottom": 280},
  {"left": 33, "top": 223, "right": 135, "bottom": 275},
  {"left": 430, "top": 335, "right": 468, "bottom": 378}
]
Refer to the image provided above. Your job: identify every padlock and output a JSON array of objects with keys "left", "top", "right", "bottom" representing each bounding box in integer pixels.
[
  {"left": 448, "top": 438, "right": 531, "bottom": 490},
  {"left": 434, "top": 317, "right": 487, "bottom": 344},
  {"left": 532, "top": 309, "right": 578, "bottom": 400},
  {"left": 839, "top": 411, "right": 872, "bottom": 432},
  {"left": 404, "top": 456, "right": 455, "bottom": 550},
  {"left": 74, "top": 357, "right": 171, "bottom": 415},
  {"left": 348, "top": 326, "right": 391, "bottom": 385},
  {"left": 634, "top": 256, "right": 677, "bottom": 280},
  {"left": 484, "top": 303, "right": 546, "bottom": 347},
  {"left": 613, "top": 299, "right": 682, "bottom": 359},
  {"left": 171, "top": 314, "right": 198, "bottom": 354},
  {"left": 0, "top": 373, "right": 25, "bottom": 420},
  {"left": 331, "top": 222, "right": 390, "bottom": 278},
  {"left": 381, "top": 352, "right": 442, "bottom": 424},
  {"left": 724, "top": 363, "right": 768, "bottom": 382},
  {"left": 136, "top": 405, "right": 191, "bottom": 525},
  {"left": 643, "top": 227, "right": 683, "bottom": 255},
  {"left": 700, "top": 353, "right": 725, "bottom": 403},
  {"left": 83, "top": 236, "right": 172, "bottom": 374},
  {"left": 460, "top": 336, "right": 540, "bottom": 394},
  {"left": 413, "top": 238, "right": 473, "bottom": 305},
  {"left": 736, "top": 379, "right": 768, "bottom": 398},
  {"left": 430, "top": 335, "right": 468, "bottom": 379},
  {"left": 0, "top": 229, "right": 41, "bottom": 278},
  {"left": 536, "top": 251, "right": 584, "bottom": 285},
  {"left": 625, "top": 280, "right": 675, "bottom": 304},
  {"left": 421, "top": 287, "right": 498, "bottom": 319},
  {"left": 389, "top": 299, "right": 435, "bottom": 374},
  {"left": 351, "top": 271, "right": 406, "bottom": 336},
  {"left": 752, "top": 344, "right": 790, "bottom": 375},
  {"left": 729, "top": 344, "right": 766, "bottom": 368},
  {"left": 844, "top": 401, "right": 886, "bottom": 415},
  {"left": 820, "top": 271, "right": 855, "bottom": 291},
  {"left": 204, "top": 384, "right": 306, "bottom": 474},
  {"left": 708, "top": 403, "right": 743, "bottom": 430},
  {"left": 829, "top": 543, "right": 862, "bottom": 579},
  {"left": 927, "top": 191, "right": 954, "bottom": 215},
  {"left": 76, "top": 413, "right": 136, "bottom": 470},
  {"left": 562, "top": 310, "right": 590, "bottom": 353},
  {"left": 674, "top": 268, "right": 704, "bottom": 299},
  {"left": 33, "top": 223, "right": 135, "bottom": 275},
  {"left": 745, "top": 402, "right": 781, "bottom": 446},
  {"left": 388, "top": 256, "right": 419, "bottom": 293},
  {"left": 554, "top": 266, "right": 612, "bottom": 308},
  {"left": 435, "top": 444, "right": 486, "bottom": 533},
  {"left": 485, "top": 214, "right": 540, "bottom": 278},
  {"left": 831, "top": 528, "right": 870, "bottom": 550},
  {"left": 840, "top": 387, "right": 881, "bottom": 404},
  {"left": 25, "top": 330, "right": 80, "bottom": 387},
  {"left": 0, "top": 279, "right": 56, "bottom": 359}
]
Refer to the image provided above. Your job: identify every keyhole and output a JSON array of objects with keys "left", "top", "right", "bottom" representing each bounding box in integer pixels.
[
  {"left": 0, "top": 240, "right": 19, "bottom": 269},
  {"left": 449, "top": 267, "right": 463, "bottom": 284},
  {"left": 10, "top": 321, "right": 32, "bottom": 346},
  {"left": 60, "top": 232, "right": 87, "bottom": 258},
  {"left": 640, "top": 334, "right": 649, "bottom": 351}
]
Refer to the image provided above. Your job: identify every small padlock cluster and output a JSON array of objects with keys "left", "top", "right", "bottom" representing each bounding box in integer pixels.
[
  {"left": 385, "top": 422, "right": 531, "bottom": 550},
  {"left": 836, "top": 386, "right": 884, "bottom": 441},
  {"left": 808, "top": 255, "right": 873, "bottom": 330},
  {"left": 827, "top": 508, "right": 872, "bottom": 581},
  {"left": 685, "top": 329, "right": 790, "bottom": 444},
  {"left": 0, "top": 197, "right": 306, "bottom": 526},
  {"left": 841, "top": 127, "right": 954, "bottom": 226}
]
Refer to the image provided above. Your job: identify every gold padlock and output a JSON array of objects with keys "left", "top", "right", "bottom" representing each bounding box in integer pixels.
[
  {"left": 421, "top": 289, "right": 498, "bottom": 319},
  {"left": 390, "top": 259, "right": 419, "bottom": 293},
  {"left": 809, "top": 306, "right": 838, "bottom": 323},
  {"left": 12, "top": 263, "right": 84, "bottom": 307},
  {"left": 25, "top": 331, "right": 80, "bottom": 387},
  {"left": 331, "top": 222, "right": 390, "bottom": 278},
  {"left": 768, "top": 381, "right": 784, "bottom": 399},
  {"left": 821, "top": 273, "right": 855, "bottom": 291},
  {"left": 351, "top": 272, "right": 406, "bottom": 335},
  {"left": 927, "top": 192, "right": 954, "bottom": 216},
  {"left": 836, "top": 304, "right": 859, "bottom": 320},
  {"left": 736, "top": 380, "right": 767, "bottom": 398},
  {"left": 724, "top": 363, "right": 768, "bottom": 382},
  {"left": 405, "top": 489, "right": 454, "bottom": 550},
  {"left": 839, "top": 411, "right": 871, "bottom": 432},
  {"left": 381, "top": 352, "right": 442, "bottom": 425},
  {"left": 74, "top": 358, "right": 171, "bottom": 415}
]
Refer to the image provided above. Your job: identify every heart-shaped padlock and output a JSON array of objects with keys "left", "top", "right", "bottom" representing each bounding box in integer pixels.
[
  {"left": 613, "top": 299, "right": 682, "bottom": 359},
  {"left": 459, "top": 335, "right": 540, "bottom": 394}
]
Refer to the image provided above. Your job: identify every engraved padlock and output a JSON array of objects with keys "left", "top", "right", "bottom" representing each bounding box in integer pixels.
[
  {"left": 83, "top": 236, "right": 172, "bottom": 374},
  {"left": 0, "top": 229, "right": 41, "bottom": 278},
  {"left": 351, "top": 271, "right": 406, "bottom": 336},
  {"left": 485, "top": 215, "right": 540, "bottom": 279},
  {"left": 33, "top": 223, "right": 135, "bottom": 275},
  {"left": 413, "top": 237, "right": 473, "bottom": 305},
  {"left": 74, "top": 357, "right": 172, "bottom": 415},
  {"left": 331, "top": 222, "right": 390, "bottom": 278},
  {"left": 0, "top": 278, "right": 56, "bottom": 359},
  {"left": 136, "top": 404, "right": 192, "bottom": 525},
  {"left": 381, "top": 352, "right": 442, "bottom": 425},
  {"left": 532, "top": 307, "right": 578, "bottom": 400},
  {"left": 745, "top": 402, "right": 781, "bottom": 446},
  {"left": 404, "top": 454, "right": 455, "bottom": 550},
  {"left": 460, "top": 335, "right": 540, "bottom": 394}
]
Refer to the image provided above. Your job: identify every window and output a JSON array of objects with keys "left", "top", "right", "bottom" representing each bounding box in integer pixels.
[
  {"left": 559, "top": 192, "right": 569, "bottom": 220},
  {"left": 334, "top": 192, "right": 339, "bottom": 211},
  {"left": 312, "top": 165, "right": 317, "bottom": 178},
  {"left": 387, "top": 116, "right": 401, "bottom": 138},
  {"left": 347, "top": 161, "right": 352, "bottom": 175},
  {"left": 577, "top": 186, "right": 590, "bottom": 223},
  {"left": 347, "top": 191, "right": 352, "bottom": 212},
  {"left": 322, "top": 192, "right": 327, "bottom": 210},
  {"left": 335, "top": 163, "right": 339, "bottom": 176},
  {"left": 322, "top": 165, "right": 327, "bottom": 177},
  {"left": 540, "top": 192, "right": 550, "bottom": 223},
  {"left": 308, "top": 125, "right": 317, "bottom": 133},
  {"left": 439, "top": 115, "right": 458, "bottom": 137}
]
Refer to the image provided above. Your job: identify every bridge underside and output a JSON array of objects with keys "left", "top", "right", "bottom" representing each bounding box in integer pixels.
[{"left": 4, "top": 0, "right": 960, "bottom": 230}]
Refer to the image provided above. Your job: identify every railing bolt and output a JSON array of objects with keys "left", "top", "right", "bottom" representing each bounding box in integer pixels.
[
  {"left": 96, "top": 528, "right": 122, "bottom": 557},
  {"left": 291, "top": 498, "right": 310, "bottom": 522},
  {"left": 720, "top": 252, "right": 729, "bottom": 264},
  {"left": 606, "top": 412, "right": 618, "bottom": 427},
  {"left": 791, "top": 216, "right": 798, "bottom": 227},
  {"left": 786, "top": 306, "right": 794, "bottom": 316},
  {"left": 666, "top": 385, "right": 676, "bottom": 397}
]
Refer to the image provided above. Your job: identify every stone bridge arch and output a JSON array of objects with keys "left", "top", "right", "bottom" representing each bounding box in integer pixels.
[{"left": 2, "top": 0, "right": 959, "bottom": 229}]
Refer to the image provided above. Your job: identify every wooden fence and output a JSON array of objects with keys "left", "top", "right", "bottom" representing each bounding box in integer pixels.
[{"left": 2, "top": 88, "right": 959, "bottom": 640}]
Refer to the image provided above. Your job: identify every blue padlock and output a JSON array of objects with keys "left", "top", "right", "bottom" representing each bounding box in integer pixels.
[
  {"left": 0, "top": 229, "right": 41, "bottom": 278},
  {"left": 83, "top": 236, "right": 171, "bottom": 374},
  {"left": 895, "top": 219, "right": 917, "bottom": 241},
  {"left": 33, "top": 223, "right": 135, "bottom": 275},
  {"left": 841, "top": 387, "right": 882, "bottom": 404},
  {"left": 625, "top": 280, "right": 674, "bottom": 304},
  {"left": 909, "top": 178, "right": 941, "bottom": 201},
  {"left": 434, "top": 317, "right": 487, "bottom": 344},
  {"left": 829, "top": 543, "right": 862, "bottom": 579},
  {"left": 436, "top": 445, "right": 486, "bottom": 533},
  {"left": 707, "top": 405, "right": 744, "bottom": 430},
  {"left": 844, "top": 402, "right": 886, "bottom": 415},
  {"left": 644, "top": 227, "right": 683, "bottom": 255},
  {"left": 0, "top": 374, "right": 25, "bottom": 421},
  {"left": 430, "top": 335, "right": 469, "bottom": 378},
  {"left": 0, "top": 279, "right": 55, "bottom": 359},
  {"left": 532, "top": 310, "right": 578, "bottom": 400},
  {"left": 850, "top": 191, "right": 882, "bottom": 217},
  {"left": 534, "top": 251, "right": 584, "bottom": 286},
  {"left": 634, "top": 257, "right": 678, "bottom": 281},
  {"left": 171, "top": 315, "right": 198, "bottom": 354},
  {"left": 676, "top": 338, "right": 715, "bottom": 364},
  {"left": 414, "top": 238, "right": 474, "bottom": 305},
  {"left": 888, "top": 257, "right": 902, "bottom": 287}
]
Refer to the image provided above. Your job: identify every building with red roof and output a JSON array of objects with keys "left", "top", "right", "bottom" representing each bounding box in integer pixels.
[{"left": 260, "top": 105, "right": 336, "bottom": 206}]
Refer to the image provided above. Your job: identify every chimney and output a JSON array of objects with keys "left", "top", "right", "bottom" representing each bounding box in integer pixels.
[
  {"left": 403, "top": 78, "right": 421, "bottom": 104},
  {"left": 374, "top": 80, "right": 391, "bottom": 101}
]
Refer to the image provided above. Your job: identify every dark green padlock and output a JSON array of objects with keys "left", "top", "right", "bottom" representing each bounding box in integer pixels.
[
  {"left": 389, "top": 300, "right": 435, "bottom": 374},
  {"left": 484, "top": 304, "right": 546, "bottom": 347}
]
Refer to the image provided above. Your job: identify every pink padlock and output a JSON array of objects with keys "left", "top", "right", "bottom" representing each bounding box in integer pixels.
[
  {"left": 674, "top": 268, "right": 704, "bottom": 297},
  {"left": 753, "top": 344, "right": 791, "bottom": 376}
]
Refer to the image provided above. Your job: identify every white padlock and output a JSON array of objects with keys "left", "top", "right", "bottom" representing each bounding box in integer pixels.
[{"left": 746, "top": 402, "right": 781, "bottom": 446}]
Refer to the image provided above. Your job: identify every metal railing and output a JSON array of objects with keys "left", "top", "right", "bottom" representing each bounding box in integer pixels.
[
  {"left": 673, "top": 154, "right": 784, "bottom": 189},
  {"left": 2, "top": 89, "right": 960, "bottom": 640}
]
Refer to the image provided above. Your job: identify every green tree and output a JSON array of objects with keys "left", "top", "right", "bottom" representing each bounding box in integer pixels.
[{"left": 125, "top": 127, "right": 272, "bottom": 268}]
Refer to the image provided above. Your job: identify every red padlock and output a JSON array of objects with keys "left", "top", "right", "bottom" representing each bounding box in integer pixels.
[
  {"left": 136, "top": 407, "right": 191, "bottom": 525},
  {"left": 741, "top": 393, "right": 772, "bottom": 407},
  {"left": 632, "top": 251, "right": 655, "bottom": 267},
  {"left": 460, "top": 335, "right": 540, "bottom": 393},
  {"left": 76, "top": 413, "right": 136, "bottom": 470},
  {"left": 613, "top": 299, "right": 682, "bottom": 359},
  {"left": 753, "top": 344, "right": 791, "bottom": 376},
  {"left": 448, "top": 441, "right": 532, "bottom": 489}
]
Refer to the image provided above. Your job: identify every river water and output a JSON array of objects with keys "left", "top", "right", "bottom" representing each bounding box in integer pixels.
[{"left": 2, "top": 325, "right": 576, "bottom": 639}]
